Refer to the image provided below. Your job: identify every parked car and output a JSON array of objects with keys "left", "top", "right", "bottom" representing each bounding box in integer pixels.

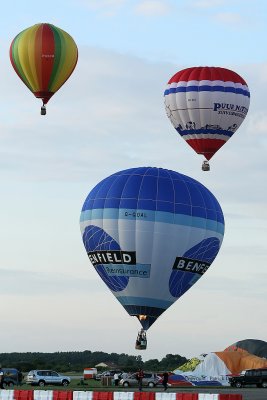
[
  {"left": 95, "top": 370, "right": 123, "bottom": 381},
  {"left": 25, "top": 370, "right": 71, "bottom": 387},
  {"left": 2, "top": 368, "right": 23, "bottom": 388},
  {"left": 119, "top": 372, "right": 161, "bottom": 388},
  {"left": 228, "top": 368, "right": 267, "bottom": 388}
]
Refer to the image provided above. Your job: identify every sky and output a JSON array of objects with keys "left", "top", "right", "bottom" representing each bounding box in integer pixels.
[{"left": 0, "top": 0, "right": 267, "bottom": 364}]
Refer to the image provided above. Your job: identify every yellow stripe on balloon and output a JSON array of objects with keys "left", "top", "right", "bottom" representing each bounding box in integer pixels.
[
  {"left": 27, "top": 24, "right": 41, "bottom": 90},
  {"left": 17, "top": 25, "right": 40, "bottom": 92},
  {"left": 50, "top": 33, "right": 78, "bottom": 92}
]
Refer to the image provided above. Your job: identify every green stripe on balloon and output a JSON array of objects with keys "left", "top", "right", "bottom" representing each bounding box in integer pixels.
[
  {"left": 12, "top": 31, "right": 32, "bottom": 90},
  {"left": 48, "top": 25, "right": 62, "bottom": 91},
  {"left": 11, "top": 33, "right": 33, "bottom": 91}
]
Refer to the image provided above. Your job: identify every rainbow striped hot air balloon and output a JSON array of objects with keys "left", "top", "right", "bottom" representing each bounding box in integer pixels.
[{"left": 10, "top": 23, "right": 78, "bottom": 115}]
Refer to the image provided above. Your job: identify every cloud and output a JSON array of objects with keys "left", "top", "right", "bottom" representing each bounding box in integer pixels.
[
  {"left": 197, "top": 272, "right": 267, "bottom": 297},
  {"left": 0, "top": 268, "right": 102, "bottom": 295},
  {"left": 214, "top": 11, "right": 243, "bottom": 25},
  {"left": 2, "top": 47, "right": 267, "bottom": 202},
  {"left": 246, "top": 112, "right": 267, "bottom": 135},
  {"left": 135, "top": 0, "right": 171, "bottom": 16},
  {"left": 185, "top": 1, "right": 247, "bottom": 29},
  {"left": 77, "top": 0, "right": 126, "bottom": 16},
  {"left": 192, "top": 0, "right": 227, "bottom": 8},
  {"left": 1, "top": 45, "right": 174, "bottom": 182}
]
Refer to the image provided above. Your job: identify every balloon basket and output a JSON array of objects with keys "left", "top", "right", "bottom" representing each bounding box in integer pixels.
[
  {"left": 41, "top": 105, "right": 46, "bottom": 115},
  {"left": 202, "top": 160, "right": 210, "bottom": 171},
  {"left": 135, "top": 329, "right": 147, "bottom": 350},
  {"left": 135, "top": 341, "right": 147, "bottom": 350}
]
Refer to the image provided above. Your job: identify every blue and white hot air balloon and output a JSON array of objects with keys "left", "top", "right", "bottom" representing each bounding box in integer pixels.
[{"left": 80, "top": 167, "right": 225, "bottom": 348}]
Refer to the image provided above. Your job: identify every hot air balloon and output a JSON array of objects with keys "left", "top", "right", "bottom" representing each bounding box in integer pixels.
[
  {"left": 80, "top": 167, "right": 225, "bottom": 349},
  {"left": 164, "top": 67, "right": 250, "bottom": 171},
  {"left": 10, "top": 23, "right": 78, "bottom": 115}
]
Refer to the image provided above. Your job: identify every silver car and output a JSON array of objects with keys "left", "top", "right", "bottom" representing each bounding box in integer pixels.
[
  {"left": 26, "top": 370, "right": 71, "bottom": 387},
  {"left": 119, "top": 372, "right": 161, "bottom": 388}
]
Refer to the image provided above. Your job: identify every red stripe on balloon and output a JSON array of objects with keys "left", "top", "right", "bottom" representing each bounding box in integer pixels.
[
  {"left": 168, "top": 67, "right": 247, "bottom": 85},
  {"left": 186, "top": 138, "right": 227, "bottom": 160},
  {"left": 35, "top": 25, "right": 43, "bottom": 89},
  {"left": 40, "top": 24, "right": 55, "bottom": 91},
  {"left": 34, "top": 91, "right": 54, "bottom": 104}
]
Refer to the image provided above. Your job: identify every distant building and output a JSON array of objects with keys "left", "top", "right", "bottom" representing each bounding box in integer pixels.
[{"left": 95, "top": 362, "right": 119, "bottom": 368}]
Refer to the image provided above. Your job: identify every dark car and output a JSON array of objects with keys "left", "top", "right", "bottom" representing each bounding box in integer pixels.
[
  {"left": 229, "top": 368, "right": 267, "bottom": 388},
  {"left": 2, "top": 368, "right": 23, "bottom": 388}
]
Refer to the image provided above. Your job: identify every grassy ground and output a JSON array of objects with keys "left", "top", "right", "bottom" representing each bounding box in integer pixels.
[
  {"left": 3, "top": 380, "right": 227, "bottom": 392},
  {"left": 5, "top": 375, "right": 226, "bottom": 392},
  {"left": 6, "top": 379, "right": 111, "bottom": 391}
]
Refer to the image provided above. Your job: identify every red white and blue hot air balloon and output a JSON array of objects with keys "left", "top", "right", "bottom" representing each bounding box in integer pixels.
[{"left": 164, "top": 66, "right": 250, "bottom": 170}]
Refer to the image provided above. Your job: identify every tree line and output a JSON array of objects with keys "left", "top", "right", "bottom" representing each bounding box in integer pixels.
[{"left": 0, "top": 351, "right": 188, "bottom": 372}]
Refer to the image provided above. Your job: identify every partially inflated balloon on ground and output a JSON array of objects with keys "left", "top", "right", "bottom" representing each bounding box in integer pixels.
[
  {"left": 10, "top": 23, "right": 78, "bottom": 114},
  {"left": 80, "top": 167, "right": 225, "bottom": 330}
]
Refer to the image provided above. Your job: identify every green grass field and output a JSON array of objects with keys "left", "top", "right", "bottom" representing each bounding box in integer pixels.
[
  {"left": 3, "top": 374, "right": 224, "bottom": 392},
  {"left": 4, "top": 378, "right": 114, "bottom": 391},
  {"left": 10, "top": 377, "right": 168, "bottom": 392}
]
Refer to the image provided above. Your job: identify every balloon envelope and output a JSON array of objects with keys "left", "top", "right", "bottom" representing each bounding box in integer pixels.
[
  {"left": 164, "top": 66, "right": 250, "bottom": 161},
  {"left": 80, "top": 167, "right": 225, "bottom": 330},
  {"left": 10, "top": 23, "right": 78, "bottom": 106},
  {"left": 224, "top": 339, "right": 267, "bottom": 359}
]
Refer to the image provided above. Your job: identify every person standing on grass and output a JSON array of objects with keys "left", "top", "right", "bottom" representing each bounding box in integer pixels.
[
  {"left": 0, "top": 366, "right": 4, "bottom": 389},
  {"left": 114, "top": 373, "right": 120, "bottom": 386},
  {"left": 136, "top": 368, "right": 144, "bottom": 391},
  {"left": 162, "top": 372, "right": 169, "bottom": 391}
]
